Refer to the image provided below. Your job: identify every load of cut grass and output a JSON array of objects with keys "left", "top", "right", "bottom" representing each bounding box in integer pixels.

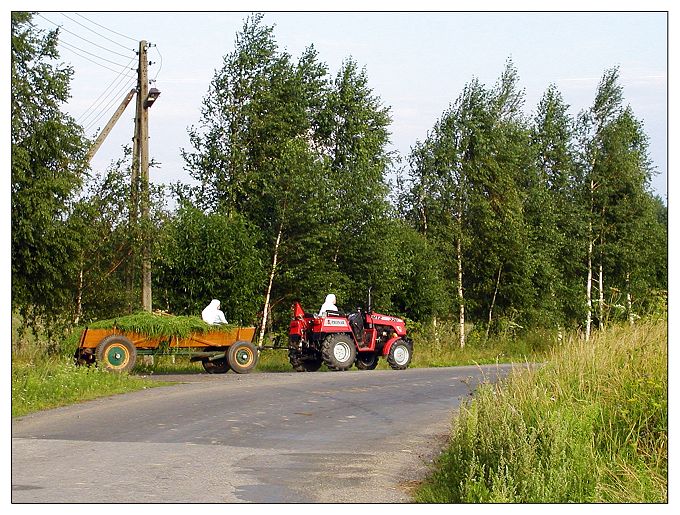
[{"left": 87, "top": 312, "right": 237, "bottom": 339}]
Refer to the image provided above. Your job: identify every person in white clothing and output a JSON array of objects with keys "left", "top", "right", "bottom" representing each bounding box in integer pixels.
[
  {"left": 202, "top": 299, "right": 228, "bottom": 325},
  {"left": 318, "top": 293, "right": 338, "bottom": 316}
]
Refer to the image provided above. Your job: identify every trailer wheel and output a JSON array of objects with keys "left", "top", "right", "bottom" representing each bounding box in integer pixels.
[
  {"left": 321, "top": 333, "right": 357, "bottom": 371},
  {"left": 228, "top": 341, "right": 258, "bottom": 374},
  {"left": 96, "top": 334, "right": 137, "bottom": 373},
  {"left": 387, "top": 339, "right": 413, "bottom": 370},
  {"left": 74, "top": 348, "right": 96, "bottom": 367},
  {"left": 202, "top": 356, "right": 230, "bottom": 374}
]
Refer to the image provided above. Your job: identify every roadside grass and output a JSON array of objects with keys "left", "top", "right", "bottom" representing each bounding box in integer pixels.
[
  {"left": 11, "top": 354, "right": 166, "bottom": 418},
  {"left": 414, "top": 320, "right": 667, "bottom": 503},
  {"left": 11, "top": 315, "right": 176, "bottom": 417}
]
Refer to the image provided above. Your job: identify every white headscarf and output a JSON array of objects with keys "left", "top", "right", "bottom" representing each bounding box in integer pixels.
[
  {"left": 202, "top": 299, "right": 228, "bottom": 325},
  {"left": 318, "top": 294, "right": 338, "bottom": 316}
]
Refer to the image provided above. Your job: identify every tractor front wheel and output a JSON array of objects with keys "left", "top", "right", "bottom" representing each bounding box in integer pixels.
[
  {"left": 387, "top": 339, "right": 413, "bottom": 370},
  {"left": 289, "top": 348, "right": 323, "bottom": 372},
  {"left": 321, "top": 334, "right": 357, "bottom": 371}
]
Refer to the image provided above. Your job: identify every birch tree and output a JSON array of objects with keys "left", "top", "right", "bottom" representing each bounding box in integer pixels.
[
  {"left": 182, "top": 15, "right": 331, "bottom": 337},
  {"left": 527, "top": 85, "right": 584, "bottom": 330},
  {"left": 578, "top": 68, "right": 657, "bottom": 336},
  {"left": 316, "top": 58, "right": 394, "bottom": 307}
]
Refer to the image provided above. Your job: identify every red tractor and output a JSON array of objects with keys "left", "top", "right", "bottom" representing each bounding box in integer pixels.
[{"left": 288, "top": 298, "right": 413, "bottom": 372}]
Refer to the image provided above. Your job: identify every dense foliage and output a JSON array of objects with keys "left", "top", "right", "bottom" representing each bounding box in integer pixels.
[
  {"left": 11, "top": 12, "right": 666, "bottom": 353},
  {"left": 11, "top": 12, "right": 88, "bottom": 331}
]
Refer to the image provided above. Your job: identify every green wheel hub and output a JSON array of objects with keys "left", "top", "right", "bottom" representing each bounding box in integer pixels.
[
  {"left": 234, "top": 348, "right": 253, "bottom": 367},
  {"left": 105, "top": 343, "right": 130, "bottom": 368},
  {"left": 227, "top": 341, "right": 258, "bottom": 374}
]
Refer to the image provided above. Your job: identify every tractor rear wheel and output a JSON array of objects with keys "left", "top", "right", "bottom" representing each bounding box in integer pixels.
[
  {"left": 387, "top": 339, "right": 413, "bottom": 370},
  {"left": 355, "top": 352, "right": 379, "bottom": 370},
  {"left": 289, "top": 348, "right": 323, "bottom": 372},
  {"left": 227, "top": 341, "right": 258, "bottom": 374},
  {"left": 321, "top": 333, "right": 357, "bottom": 371},
  {"left": 95, "top": 334, "right": 137, "bottom": 373}
]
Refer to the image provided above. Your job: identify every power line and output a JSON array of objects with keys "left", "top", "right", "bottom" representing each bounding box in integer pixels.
[
  {"left": 151, "top": 44, "right": 163, "bottom": 82},
  {"left": 59, "top": 41, "right": 133, "bottom": 74},
  {"left": 78, "top": 57, "right": 136, "bottom": 125},
  {"left": 77, "top": 62, "right": 135, "bottom": 124},
  {"left": 73, "top": 12, "right": 138, "bottom": 43},
  {"left": 59, "top": 12, "right": 134, "bottom": 51},
  {"left": 59, "top": 39, "right": 132, "bottom": 70},
  {"left": 84, "top": 75, "right": 137, "bottom": 134},
  {"left": 38, "top": 13, "right": 134, "bottom": 60}
]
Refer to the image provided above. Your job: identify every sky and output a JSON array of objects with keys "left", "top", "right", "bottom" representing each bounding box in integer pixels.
[{"left": 20, "top": 5, "right": 669, "bottom": 201}]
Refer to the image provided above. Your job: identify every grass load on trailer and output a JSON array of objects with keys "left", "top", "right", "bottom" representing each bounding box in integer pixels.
[{"left": 75, "top": 312, "right": 258, "bottom": 374}]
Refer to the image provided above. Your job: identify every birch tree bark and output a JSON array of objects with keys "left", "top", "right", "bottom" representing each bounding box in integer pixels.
[
  {"left": 486, "top": 266, "right": 502, "bottom": 340},
  {"left": 585, "top": 217, "right": 594, "bottom": 342},
  {"left": 456, "top": 210, "right": 465, "bottom": 348},
  {"left": 626, "top": 271, "right": 634, "bottom": 325},
  {"left": 258, "top": 222, "right": 283, "bottom": 346},
  {"left": 598, "top": 260, "right": 605, "bottom": 329}
]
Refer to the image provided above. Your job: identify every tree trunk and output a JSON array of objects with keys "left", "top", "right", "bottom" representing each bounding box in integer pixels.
[
  {"left": 432, "top": 316, "right": 440, "bottom": 349},
  {"left": 74, "top": 261, "right": 84, "bottom": 325},
  {"left": 626, "top": 271, "right": 634, "bottom": 325},
  {"left": 585, "top": 180, "right": 595, "bottom": 342},
  {"left": 456, "top": 211, "right": 465, "bottom": 349},
  {"left": 258, "top": 222, "right": 283, "bottom": 346},
  {"left": 585, "top": 224, "right": 593, "bottom": 342},
  {"left": 598, "top": 260, "right": 605, "bottom": 329},
  {"left": 486, "top": 266, "right": 502, "bottom": 340}
]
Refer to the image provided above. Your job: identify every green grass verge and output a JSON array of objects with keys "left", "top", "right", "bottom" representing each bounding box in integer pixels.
[
  {"left": 414, "top": 320, "right": 667, "bottom": 503},
  {"left": 12, "top": 356, "right": 168, "bottom": 418}
]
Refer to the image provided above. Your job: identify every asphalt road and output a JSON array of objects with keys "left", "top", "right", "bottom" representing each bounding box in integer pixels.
[{"left": 12, "top": 364, "right": 516, "bottom": 503}]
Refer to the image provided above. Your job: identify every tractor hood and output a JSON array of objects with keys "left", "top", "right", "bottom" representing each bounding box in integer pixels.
[{"left": 370, "top": 313, "right": 404, "bottom": 324}]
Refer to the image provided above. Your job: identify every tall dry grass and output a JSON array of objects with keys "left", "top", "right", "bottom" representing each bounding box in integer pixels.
[{"left": 415, "top": 320, "right": 667, "bottom": 503}]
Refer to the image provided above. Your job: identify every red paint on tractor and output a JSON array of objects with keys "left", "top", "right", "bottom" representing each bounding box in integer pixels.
[{"left": 287, "top": 300, "right": 412, "bottom": 371}]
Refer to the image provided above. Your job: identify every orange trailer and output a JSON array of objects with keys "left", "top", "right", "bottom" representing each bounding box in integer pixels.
[{"left": 75, "top": 326, "right": 258, "bottom": 374}]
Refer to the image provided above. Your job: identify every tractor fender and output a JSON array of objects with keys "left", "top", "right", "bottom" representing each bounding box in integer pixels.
[
  {"left": 289, "top": 319, "right": 306, "bottom": 336},
  {"left": 382, "top": 336, "right": 404, "bottom": 357}
]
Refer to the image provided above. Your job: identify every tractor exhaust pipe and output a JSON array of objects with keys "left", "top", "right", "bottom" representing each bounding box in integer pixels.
[{"left": 368, "top": 286, "right": 372, "bottom": 313}]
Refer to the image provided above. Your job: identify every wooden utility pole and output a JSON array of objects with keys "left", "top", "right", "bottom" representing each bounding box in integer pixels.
[
  {"left": 83, "top": 40, "right": 158, "bottom": 313},
  {"left": 132, "top": 40, "right": 152, "bottom": 312}
]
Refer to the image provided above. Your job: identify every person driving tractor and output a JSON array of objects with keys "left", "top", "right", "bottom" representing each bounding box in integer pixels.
[{"left": 317, "top": 293, "right": 338, "bottom": 316}]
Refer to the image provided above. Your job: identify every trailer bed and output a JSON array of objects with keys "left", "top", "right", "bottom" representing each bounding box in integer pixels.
[{"left": 76, "top": 325, "right": 258, "bottom": 374}]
